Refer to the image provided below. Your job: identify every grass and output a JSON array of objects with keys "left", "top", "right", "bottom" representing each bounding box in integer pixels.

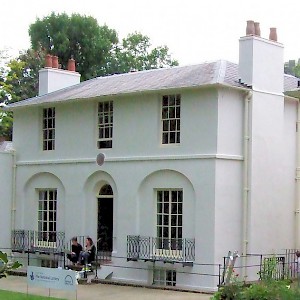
[{"left": 0, "top": 289, "right": 67, "bottom": 299}]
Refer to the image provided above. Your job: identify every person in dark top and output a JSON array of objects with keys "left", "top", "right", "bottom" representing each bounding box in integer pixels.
[
  {"left": 67, "top": 237, "right": 83, "bottom": 264},
  {"left": 78, "top": 237, "right": 96, "bottom": 265}
]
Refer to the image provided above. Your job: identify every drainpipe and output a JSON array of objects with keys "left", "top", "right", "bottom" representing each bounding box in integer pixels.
[
  {"left": 242, "top": 91, "right": 252, "bottom": 279},
  {"left": 296, "top": 100, "right": 300, "bottom": 249},
  {"left": 11, "top": 150, "right": 17, "bottom": 232}
]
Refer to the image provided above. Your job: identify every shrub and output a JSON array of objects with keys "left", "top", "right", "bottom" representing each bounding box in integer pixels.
[{"left": 0, "top": 251, "right": 22, "bottom": 278}]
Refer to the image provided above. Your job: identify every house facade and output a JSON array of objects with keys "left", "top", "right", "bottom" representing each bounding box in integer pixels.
[{"left": 1, "top": 22, "right": 300, "bottom": 290}]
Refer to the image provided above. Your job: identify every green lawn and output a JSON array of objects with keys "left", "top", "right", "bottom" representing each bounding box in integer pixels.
[{"left": 0, "top": 289, "right": 66, "bottom": 299}]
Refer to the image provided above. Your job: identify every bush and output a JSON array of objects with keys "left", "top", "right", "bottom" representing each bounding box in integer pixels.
[
  {"left": 0, "top": 251, "right": 22, "bottom": 278},
  {"left": 211, "top": 280, "right": 300, "bottom": 300}
]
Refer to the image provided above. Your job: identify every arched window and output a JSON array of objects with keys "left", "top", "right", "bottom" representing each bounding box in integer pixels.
[{"left": 99, "top": 184, "right": 113, "bottom": 196}]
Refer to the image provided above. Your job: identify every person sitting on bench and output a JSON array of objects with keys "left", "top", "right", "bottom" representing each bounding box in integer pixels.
[
  {"left": 67, "top": 237, "right": 83, "bottom": 264},
  {"left": 78, "top": 237, "right": 96, "bottom": 265}
]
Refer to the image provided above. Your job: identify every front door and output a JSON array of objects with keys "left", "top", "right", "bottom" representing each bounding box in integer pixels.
[{"left": 97, "top": 184, "right": 113, "bottom": 252}]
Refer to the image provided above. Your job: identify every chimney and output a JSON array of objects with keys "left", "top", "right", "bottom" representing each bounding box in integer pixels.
[
  {"left": 45, "top": 54, "right": 52, "bottom": 68},
  {"left": 67, "top": 58, "right": 76, "bottom": 72},
  {"left": 269, "top": 28, "right": 277, "bottom": 42},
  {"left": 39, "top": 56, "right": 81, "bottom": 96},
  {"left": 52, "top": 56, "right": 59, "bottom": 68},
  {"left": 254, "top": 22, "right": 261, "bottom": 37},
  {"left": 238, "top": 21, "right": 283, "bottom": 94}
]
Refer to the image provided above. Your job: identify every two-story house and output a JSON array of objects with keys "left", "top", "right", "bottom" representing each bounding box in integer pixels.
[{"left": 1, "top": 21, "right": 300, "bottom": 290}]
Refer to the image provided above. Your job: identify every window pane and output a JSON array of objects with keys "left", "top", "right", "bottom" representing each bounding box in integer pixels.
[
  {"left": 157, "top": 191, "right": 162, "bottom": 202},
  {"left": 169, "top": 107, "right": 175, "bottom": 118},
  {"left": 170, "top": 132, "right": 175, "bottom": 143},
  {"left": 162, "top": 133, "right": 168, "bottom": 144},
  {"left": 158, "top": 215, "right": 162, "bottom": 226},
  {"left": 169, "top": 95, "right": 175, "bottom": 106},
  {"left": 163, "top": 215, "right": 169, "bottom": 226},
  {"left": 171, "top": 203, "right": 178, "bottom": 214},
  {"left": 170, "top": 120, "right": 176, "bottom": 131},
  {"left": 162, "top": 107, "right": 168, "bottom": 119},
  {"left": 163, "top": 120, "right": 169, "bottom": 131},
  {"left": 171, "top": 215, "right": 176, "bottom": 226},
  {"left": 171, "top": 191, "right": 177, "bottom": 202},
  {"left": 162, "top": 95, "right": 168, "bottom": 106},
  {"left": 157, "top": 202, "right": 162, "bottom": 213}
]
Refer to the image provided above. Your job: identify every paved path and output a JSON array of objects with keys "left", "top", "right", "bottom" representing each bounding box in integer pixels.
[{"left": 0, "top": 276, "right": 212, "bottom": 300}]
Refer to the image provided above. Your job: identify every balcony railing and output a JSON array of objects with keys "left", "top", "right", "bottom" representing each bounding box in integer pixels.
[
  {"left": 127, "top": 235, "right": 195, "bottom": 266},
  {"left": 11, "top": 230, "right": 65, "bottom": 254}
]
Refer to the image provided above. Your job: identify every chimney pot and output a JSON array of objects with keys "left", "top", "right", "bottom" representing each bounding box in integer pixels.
[
  {"left": 246, "top": 20, "right": 255, "bottom": 35},
  {"left": 45, "top": 54, "right": 52, "bottom": 68},
  {"left": 67, "top": 58, "right": 76, "bottom": 72},
  {"left": 254, "top": 22, "right": 261, "bottom": 37},
  {"left": 269, "top": 28, "right": 278, "bottom": 42},
  {"left": 52, "top": 56, "right": 59, "bottom": 68}
]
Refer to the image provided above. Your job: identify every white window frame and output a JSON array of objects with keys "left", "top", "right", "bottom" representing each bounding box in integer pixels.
[
  {"left": 156, "top": 190, "right": 183, "bottom": 251},
  {"left": 42, "top": 107, "right": 55, "bottom": 151},
  {"left": 37, "top": 189, "right": 57, "bottom": 248},
  {"left": 97, "top": 101, "right": 113, "bottom": 149},
  {"left": 153, "top": 269, "right": 176, "bottom": 286},
  {"left": 161, "top": 94, "right": 180, "bottom": 144}
]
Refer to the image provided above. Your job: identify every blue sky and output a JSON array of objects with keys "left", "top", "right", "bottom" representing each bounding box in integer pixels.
[{"left": 1, "top": 0, "right": 300, "bottom": 65}]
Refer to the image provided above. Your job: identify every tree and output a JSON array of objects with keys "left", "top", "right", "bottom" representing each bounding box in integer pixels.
[
  {"left": 0, "top": 49, "right": 45, "bottom": 104},
  {"left": 284, "top": 59, "right": 300, "bottom": 77},
  {"left": 28, "top": 13, "right": 178, "bottom": 79},
  {"left": 106, "top": 32, "right": 178, "bottom": 74},
  {"left": 0, "top": 49, "right": 44, "bottom": 140},
  {"left": 1, "top": 13, "right": 178, "bottom": 138},
  {"left": 29, "top": 12, "right": 118, "bottom": 80}
]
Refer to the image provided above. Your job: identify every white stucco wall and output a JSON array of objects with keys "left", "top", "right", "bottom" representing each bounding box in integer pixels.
[
  {"left": 12, "top": 87, "right": 220, "bottom": 290},
  {"left": 38, "top": 68, "right": 80, "bottom": 96},
  {"left": 0, "top": 151, "right": 13, "bottom": 249},
  {"left": 248, "top": 92, "right": 295, "bottom": 253},
  {"left": 11, "top": 80, "right": 299, "bottom": 290},
  {"left": 12, "top": 88, "right": 218, "bottom": 162}
]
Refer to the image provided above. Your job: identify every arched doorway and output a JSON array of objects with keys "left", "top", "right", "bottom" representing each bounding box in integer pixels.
[{"left": 97, "top": 184, "right": 113, "bottom": 254}]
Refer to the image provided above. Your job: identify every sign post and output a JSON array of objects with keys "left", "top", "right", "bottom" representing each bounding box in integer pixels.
[{"left": 27, "top": 266, "right": 77, "bottom": 298}]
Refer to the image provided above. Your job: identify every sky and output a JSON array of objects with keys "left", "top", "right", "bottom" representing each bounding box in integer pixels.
[{"left": 1, "top": 0, "right": 300, "bottom": 65}]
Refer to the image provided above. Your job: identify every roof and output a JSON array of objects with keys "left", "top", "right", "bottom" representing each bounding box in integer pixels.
[
  {"left": 0, "top": 141, "right": 14, "bottom": 152},
  {"left": 6, "top": 60, "right": 300, "bottom": 109}
]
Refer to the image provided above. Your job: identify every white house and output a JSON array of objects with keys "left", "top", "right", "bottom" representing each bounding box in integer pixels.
[{"left": 1, "top": 21, "right": 300, "bottom": 290}]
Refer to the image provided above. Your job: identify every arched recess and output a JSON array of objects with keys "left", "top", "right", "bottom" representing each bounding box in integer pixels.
[
  {"left": 83, "top": 171, "right": 117, "bottom": 252},
  {"left": 23, "top": 172, "right": 66, "bottom": 233},
  {"left": 137, "top": 169, "right": 196, "bottom": 240}
]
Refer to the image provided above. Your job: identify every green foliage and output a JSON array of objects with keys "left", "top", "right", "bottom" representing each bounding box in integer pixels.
[
  {"left": 29, "top": 12, "right": 118, "bottom": 80},
  {"left": 212, "top": 256, "right": 300, "bottom": 300},
  {"left": 259, "top": 256, "right": 279, "bottom": 281},
  {"left": 29, "top": 13, "right": 178, "bottom": 79},
  {"left": 284, "top": 59, "right": 300, "bottom": 77},
  {"left": 107, "top": 32, "right": 178, "bottom": 74},
  {"left": 0, "top": 251, "right": 22, "bottom": 279},
  {"left": 211, "top": 280, "right": 300, "bottom": 300},
  {"left": 0, "top": 49, "right": 44, "bottom": 104},
  {"left": 0, "top": 290, "right": 66, "bottom": 299},
  {"left": 0, "top": 111, "right": 13, "bottom": 140}
]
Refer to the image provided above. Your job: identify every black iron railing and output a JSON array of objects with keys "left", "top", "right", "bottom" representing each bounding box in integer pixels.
[
  {"left": 11, "top": 230, "right": 65, "bottom": 254},
  {"left": 127, "top": 235, "right": 195, "bottom": 265}
]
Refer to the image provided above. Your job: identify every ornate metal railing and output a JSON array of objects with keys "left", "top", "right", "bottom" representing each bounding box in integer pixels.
[
  {"left": 127, "top": 235, "right": 195, "bottom": 265},
  {"left": 11, "top": 230, "right": 65, "bottom": 254}
]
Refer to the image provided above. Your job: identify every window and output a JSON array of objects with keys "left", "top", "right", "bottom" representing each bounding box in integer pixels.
[
  {"left": 38, "top": 190, "right": 57, "bottom": 243},
  {"left": 41, "top": 259, "right": 58, "bottom": 268},
  {"left": 161, "top": 94, "right": 180, "bottom": 144},
  {"left": 43, "top": 107, "right": 55, "bottom": 150},
  {"left": 98, "top": 101, "right": 113, "bottom": 149},
  {"left": 153, "top": 269, "right": 176, "bottom": 286},
  {"left": 157, "top": 190, "right": 183, "bottom": 250}
]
